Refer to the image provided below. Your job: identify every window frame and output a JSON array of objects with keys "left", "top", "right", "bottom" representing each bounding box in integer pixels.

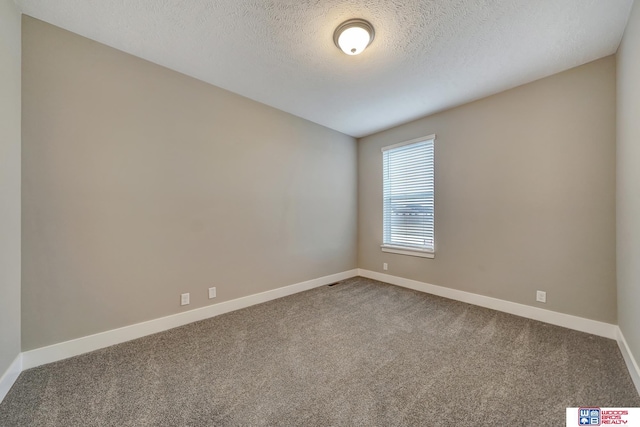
[{"left": 380, "top": 134, "right": 436, "bottom": 259}]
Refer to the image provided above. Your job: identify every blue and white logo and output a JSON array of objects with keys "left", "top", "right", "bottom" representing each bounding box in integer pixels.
[{"left": 579, "top": 408, "right": 600, "bottom": 425}]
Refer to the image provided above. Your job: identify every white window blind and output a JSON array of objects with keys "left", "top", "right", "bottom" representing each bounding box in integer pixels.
[{"left": 382, "top": 135, "right": 435, "bottom": 257}]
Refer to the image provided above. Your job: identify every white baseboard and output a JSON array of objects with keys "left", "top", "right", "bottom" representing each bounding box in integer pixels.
[
  {"left": 617, "top": 327, "right": 640, "bottom": 396},
  {"left": 21, "top": 269, "right": 358, "bottom": 370},
  {"left": 9, "top": 268, "right": 634, "bottom": 406},
  {"left": 358, "top": 269, "right": 618, "bottom": 339},
  {"left": 0, "top": 354, "right": 22, "bottom": 403}
]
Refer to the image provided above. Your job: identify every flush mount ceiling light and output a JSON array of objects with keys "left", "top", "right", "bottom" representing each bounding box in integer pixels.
[{"left": 333, "top": 19, "right": 375, "bottom": 56}]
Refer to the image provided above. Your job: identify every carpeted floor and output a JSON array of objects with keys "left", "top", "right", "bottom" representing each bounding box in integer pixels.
[{"left": 1, "top": 277, "right": 638, "bottom": 426}]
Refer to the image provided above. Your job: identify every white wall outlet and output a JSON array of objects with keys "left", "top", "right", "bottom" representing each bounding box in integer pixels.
[
  {"left": 536, "top": 290, "right": 547, "bottom": 303},
  {"left": 383, "top": 263, "right": 388, "bottom": 271},
  {"left": 181, "top": 293, "right": 190, "bottom": 306},
  {"left": 208, "top": 287, "right": 217, "bottom": 299}
]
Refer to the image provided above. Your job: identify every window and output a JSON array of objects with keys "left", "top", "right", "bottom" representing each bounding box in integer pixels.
[{"left": 381, "top": 135, "right": 435, "bottom": 258}]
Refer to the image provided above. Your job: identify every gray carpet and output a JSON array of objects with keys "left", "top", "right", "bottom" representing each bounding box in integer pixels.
[{"left": 1, "top": 277, "right": 638, "bottom": 426}]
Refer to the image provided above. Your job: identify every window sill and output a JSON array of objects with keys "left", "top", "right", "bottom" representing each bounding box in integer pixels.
[{"left": 381, "top": 245, "right": 435, "bottom": 259}]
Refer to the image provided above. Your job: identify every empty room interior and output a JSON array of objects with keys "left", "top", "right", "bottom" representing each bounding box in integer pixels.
[{"left": 2, "top": 0, "right": 640, "bottom": 425}]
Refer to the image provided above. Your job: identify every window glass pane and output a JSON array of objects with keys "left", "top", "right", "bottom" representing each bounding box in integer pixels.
[{"left": 383, "top": 138, "right": 435, "bottom": 252}]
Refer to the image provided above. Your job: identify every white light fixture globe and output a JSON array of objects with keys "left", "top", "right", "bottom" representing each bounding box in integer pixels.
[{"left": 334, "top": 19, "right": 375, "bottom": 55}]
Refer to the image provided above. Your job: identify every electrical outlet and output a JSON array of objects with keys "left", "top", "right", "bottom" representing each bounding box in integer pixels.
[
  {"left": 208, "top": 287, "right": 217, "bottom": 299},
  {"left": 536, "top": 290, "right": 546, "bottom": 303},
  {"left": 383, "top": 263, "right": 388, "bottom": 271},
  {"left": 181, "top": 293, "right": 190, "bottom": 306}
]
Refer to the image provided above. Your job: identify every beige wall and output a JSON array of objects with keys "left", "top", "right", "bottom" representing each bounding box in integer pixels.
[
  {"left": 617, "top": 0, "right": 640, "bottom": 365},
  {"left": 0, "top": 0, "right": 21, "bottom": 376},
  {"left": 21, "top": 17, "right": 357, "bottom": 350},
  {"left": 358, "top": 57, "right": 617, "bottom": 323}
]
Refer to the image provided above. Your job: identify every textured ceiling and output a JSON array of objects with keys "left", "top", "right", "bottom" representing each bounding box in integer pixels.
[{"left": 15, "top": 0, "right": 634, "bottom": 137}]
